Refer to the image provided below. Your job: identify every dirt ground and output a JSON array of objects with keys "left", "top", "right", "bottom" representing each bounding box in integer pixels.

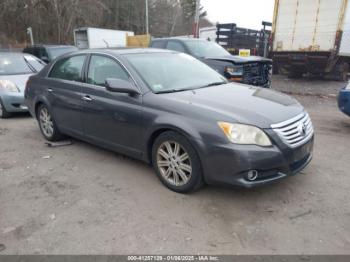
[{"left": 0, "top": 76, "right": 350, "bottom": 255}]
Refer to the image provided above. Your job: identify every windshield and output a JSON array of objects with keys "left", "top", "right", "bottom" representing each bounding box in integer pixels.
[
  {"left": 23, "top": 55, "right": 46, "bottom": 71},
  {"left": 48, "top": 47, "right": 78, "bottom": 59},
  {"left": 0, "top": 53, "right": 43, "bottom": 75},
  {"left": 125, "top": 53, "right": 227, "bottom": 93},
  {"left": 185, "top": 40, "right": 230, "bottom": 58}
]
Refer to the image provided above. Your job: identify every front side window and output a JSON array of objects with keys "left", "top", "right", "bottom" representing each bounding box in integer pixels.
[
  {"left": 151, "top": 41, "right": 166, "bottom": 49},
  {"left": 87, "top": 55, "right": 129, "bottom": 86},
  {"left": 166, "top": 41, "right": 186, "bottom": 53},
  {"left": 49, "top": 55, "right": 86, "bottom": 82}
]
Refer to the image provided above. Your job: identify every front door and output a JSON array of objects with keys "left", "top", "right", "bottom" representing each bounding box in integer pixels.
[{"left": 81, "top": 54, "right": 143, "bottom": 157}]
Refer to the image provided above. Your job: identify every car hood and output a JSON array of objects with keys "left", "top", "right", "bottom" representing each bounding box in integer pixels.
[
  {"left": 0, "top": 74, "right": 33, "bottom": 93},
  {"left": 205, "top": 55, "right": 272, "bottom": 64},
  {"left": 160, "top": 83, "right": 303, "bottom": 128}
]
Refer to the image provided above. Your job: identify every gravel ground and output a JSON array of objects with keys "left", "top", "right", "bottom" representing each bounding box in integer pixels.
[
  {"left": 0, "top": 76, "right": 350, "bottom": 255},
  {"left": 271, "top": 74, "right": 346, "bottom": 97}
]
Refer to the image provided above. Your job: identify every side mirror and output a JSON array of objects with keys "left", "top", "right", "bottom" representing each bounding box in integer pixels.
[{"left": 105, "top": 78, "right": 140, "bottom": 95}]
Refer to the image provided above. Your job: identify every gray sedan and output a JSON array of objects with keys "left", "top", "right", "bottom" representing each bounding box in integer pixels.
[
  {"left": 25, "top": 49, "right": 314, "bottom": 193},
  {"left": 0, "top": 52, "right": 45, "bottom": 118}
]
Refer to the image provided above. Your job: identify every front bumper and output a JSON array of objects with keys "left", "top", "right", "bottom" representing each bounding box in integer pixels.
[
  {"left": 0, "top": 92, "right": 28, "bottom": 113},
  {"left": 195, "top": 132, "right": 314, "bottom": 188},
  {"left": 338, "top": 89, "right": 350, "bottom": 117}
]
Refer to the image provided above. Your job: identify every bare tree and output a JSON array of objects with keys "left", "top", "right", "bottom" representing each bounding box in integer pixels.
[{"left": 0, "top": 0, "right": 211, "bottom": 46}]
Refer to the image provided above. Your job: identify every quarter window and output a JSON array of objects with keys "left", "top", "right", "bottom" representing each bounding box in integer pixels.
[
  {"left": 166, "top": 41, "right": 186, "bottom": 53},
  {"left": 87, "top": 55, "right": 129, "bottom": 86},
  {"left": 49, "top": 55, "right": 86, "bottom": 82}
]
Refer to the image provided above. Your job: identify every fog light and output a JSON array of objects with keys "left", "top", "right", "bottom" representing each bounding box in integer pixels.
[{"left": 247, "top": 170, "right": 259, "bottom": 181}]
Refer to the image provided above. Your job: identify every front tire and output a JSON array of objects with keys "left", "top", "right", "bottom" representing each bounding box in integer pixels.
[
  {"left": 0, "top": 98, "right": 12, "bottom": 119},
  {"left": 37, "top": 104, "right": 63, "bottom": 141},
  {"left": 152, "top": 131, "right": 204, "bottom": 193}
]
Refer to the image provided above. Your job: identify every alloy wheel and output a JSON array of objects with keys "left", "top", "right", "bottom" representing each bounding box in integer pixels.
[
  {"left": 39, "top": 107, "right": 54, "bottom": 138},
  {"left": 156, "top": 141, "right": 192, "bottom": 186}
]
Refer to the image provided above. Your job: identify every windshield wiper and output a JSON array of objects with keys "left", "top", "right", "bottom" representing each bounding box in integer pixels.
[
  {"left": 155, "top": 89, "right": 189, "bottom": 94},
  {"left": 155, "top": 81, "right": 227, "bottom": 94},
  {"left": 23, "top": 57, "right": 37, "bottom": 73},
  {"left": 200, "top": 81, "right": 227, "bottom": 88}
]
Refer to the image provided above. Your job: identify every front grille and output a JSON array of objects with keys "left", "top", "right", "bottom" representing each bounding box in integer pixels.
[
  {"left": 243, "top": 62, "right": 271, "bottom": 86},
  {"left": 271, "top": 112, "right": 314, "bottom": 148},
  {"left": 244, "top": 63, "right": 261, "bottom": 78}
]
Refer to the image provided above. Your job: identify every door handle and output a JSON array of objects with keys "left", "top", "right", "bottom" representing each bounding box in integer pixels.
[
  {"left": 47, "top": 88, "right": 53, "bottom": 93},
  {"left": 82, "top": 95, "right": 93, "bottom": 102}
]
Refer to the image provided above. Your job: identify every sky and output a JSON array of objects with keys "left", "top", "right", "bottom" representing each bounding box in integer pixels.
[{"left": 201, "top": 0, "right": 275, "bottom": 30}]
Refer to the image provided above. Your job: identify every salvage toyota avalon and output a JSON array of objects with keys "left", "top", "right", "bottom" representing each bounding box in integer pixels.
[{"left": 25, "top": 49, "right": 314, "bottom": 193}]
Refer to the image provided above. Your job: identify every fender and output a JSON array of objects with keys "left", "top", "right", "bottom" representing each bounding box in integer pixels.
[{"left": 141, "top": 114, "right": 205, "bottom": 163}]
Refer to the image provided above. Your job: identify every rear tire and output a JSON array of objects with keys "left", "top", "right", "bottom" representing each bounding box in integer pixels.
[
  {"left": 37, "top": 104, "right": 64, "bottom": 141},
  {"left": 152, "top": 131, "right": 204, "bottom": 193},
  {"left": 0, "top": 98, "right": 11, "bottom": 119}
]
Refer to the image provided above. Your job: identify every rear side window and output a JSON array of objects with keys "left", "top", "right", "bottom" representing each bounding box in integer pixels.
[
  {"left": 87, "top": 55, "right": 129, "bottom": 86},
  {"left": 150, "top": 41, "right": 166, "bottom": 49},
  {"left": 49, "top": 55, "right": 86, "bottom": 82},
  {"left": 166, "top": 41, "right": 186, "bottom": 53}
]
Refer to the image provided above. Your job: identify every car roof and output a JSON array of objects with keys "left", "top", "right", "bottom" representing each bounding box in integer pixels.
[
  {"left": 25, "top": 44, "right": 76, "bottom": 49},
  {"left": 71, "top": 48, "right": 174, "bottom": 56}
]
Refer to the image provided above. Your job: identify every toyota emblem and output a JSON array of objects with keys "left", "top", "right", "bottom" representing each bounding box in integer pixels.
[{"left": 298, "top": 123, "right": 307, "bottom": 136}]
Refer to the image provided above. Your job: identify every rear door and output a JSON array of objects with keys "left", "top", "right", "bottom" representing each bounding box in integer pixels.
[
  {"left": 80, "top": 54, "right": 143, "bottom": 156},
  {"left": 46, "top": 54, "right": 87, "bottom": 136}
]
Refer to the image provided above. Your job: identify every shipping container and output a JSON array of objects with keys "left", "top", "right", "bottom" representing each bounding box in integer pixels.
[
  {"left": 73, "top": 27, "right": 134, "bottom": 49},
  {"left": 272, "top": 0, "right": 350, "bottom": 79}
]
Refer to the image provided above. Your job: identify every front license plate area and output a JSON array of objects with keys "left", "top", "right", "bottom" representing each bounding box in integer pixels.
[{"left": 293, "top": 138, "right": 313, "bottom": 163}]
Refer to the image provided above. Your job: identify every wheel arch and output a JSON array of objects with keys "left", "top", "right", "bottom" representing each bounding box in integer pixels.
[
  {"left": 146, "top": 125, "right": 201, "bottom": 164},
  {"left": 33, "top": 96, "right": 51, "bottom": 119}
]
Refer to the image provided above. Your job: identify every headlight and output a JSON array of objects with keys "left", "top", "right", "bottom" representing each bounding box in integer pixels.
[
  {"left": 225, "top": 65, "right": 243, "bottom": 76},
  {"left": 0, "top": 80, "right": 20, "bottom": 92},
  {"left": 218, "top": 122, "right": 272, "bottom": 146}
]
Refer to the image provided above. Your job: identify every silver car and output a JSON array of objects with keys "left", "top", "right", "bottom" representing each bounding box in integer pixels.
[{"left": 0, "top": 52, "right": 45, "bottom": 118}]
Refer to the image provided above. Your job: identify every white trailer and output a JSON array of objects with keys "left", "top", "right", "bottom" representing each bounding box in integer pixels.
[
  {"left": 272, "top": 0, "right": 350, "bottom": 79},
  {"left": 73, "top": 27, "right": 134, "bottom": 49}
]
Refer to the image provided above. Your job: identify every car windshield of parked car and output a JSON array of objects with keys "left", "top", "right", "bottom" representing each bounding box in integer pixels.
[
  {"left": 0, "top": 53, "right": 41, "bottom": 75},
  {"left": 185, "top": 40, "right": 231, "bottom": 58},
  {"left": 23, "top": 55, "right": 46, "bottom": 72},
  {"left": 48, "top": 47, "right": 78, "bottom": 60},
  {"left": 125, "top": 53, "right": 227, "bottom": 93}
]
